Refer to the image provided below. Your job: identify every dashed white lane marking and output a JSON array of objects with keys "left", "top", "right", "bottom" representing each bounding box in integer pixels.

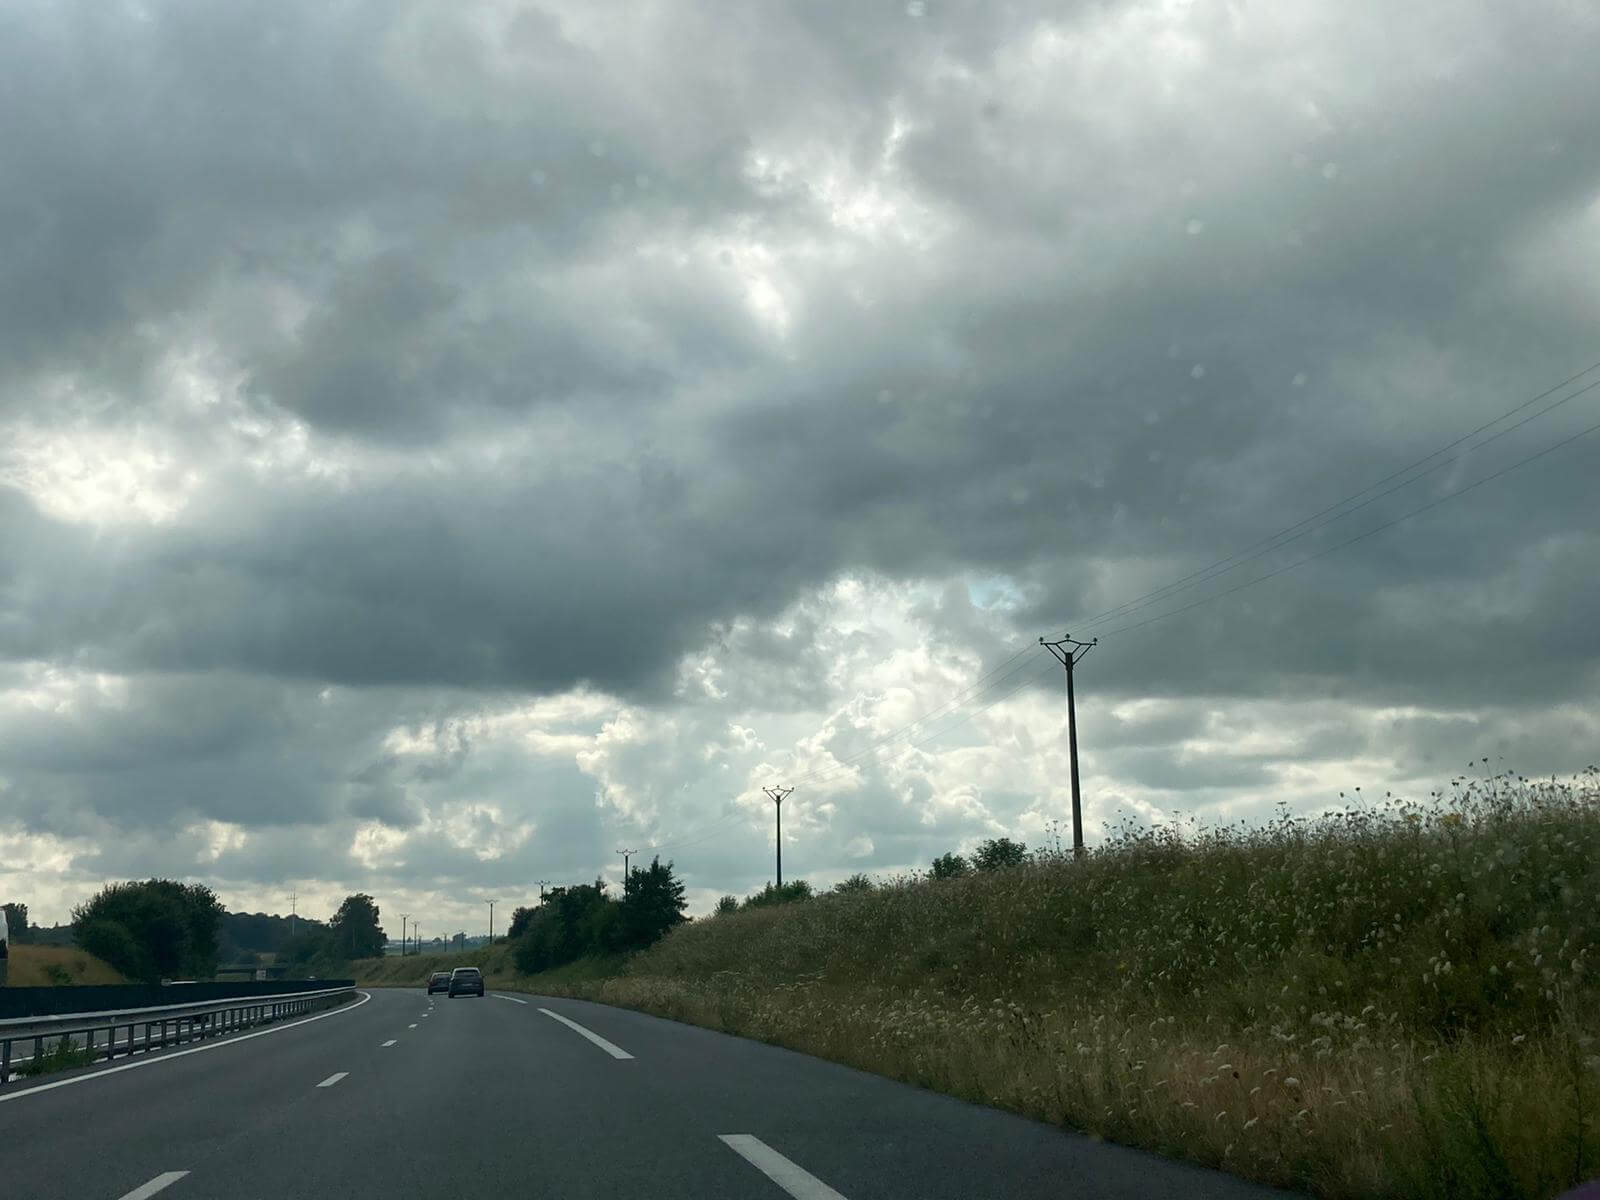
[
  {"left": 0, "top": 992, "right": 372, "bottom": 1106},
  {"left": 537, "top": 1008, "right": 634, "bottom": 1060},
  {"left": 494, "top": 994, "right": 529, "bottom": 1004},
  {"left": 117, "top": 1172, "right": 190, "bottom": 1200},
  {"left": 316, "top": 1072, "right": 348, "bottom": 1088},
  {"left": 408, "top": 1023, "right": 418, "bottom": 1029},
  {"left": 718, "top": 1135, "right": 849, "bottom": 1200},
  {"left": 381, "top": 1039, "right": 398, "bottom": 1047}
]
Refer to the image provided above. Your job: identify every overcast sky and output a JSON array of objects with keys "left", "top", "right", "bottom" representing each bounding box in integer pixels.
[{"left": 3, "top": 0, "right": 1598, "bottom": 934}]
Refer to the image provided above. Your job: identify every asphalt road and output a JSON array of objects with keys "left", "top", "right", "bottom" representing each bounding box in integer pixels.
[{"left": 0, "top": 987, "right": 1300, "bottom": 1199}]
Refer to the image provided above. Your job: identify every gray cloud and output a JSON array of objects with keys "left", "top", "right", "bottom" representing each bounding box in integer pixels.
[{"left": 3, "top": 0, "right": 1599, "bottom": 927}]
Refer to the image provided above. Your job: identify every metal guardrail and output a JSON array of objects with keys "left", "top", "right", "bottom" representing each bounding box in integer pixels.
[{"left": 0, "top": 985, "right": 356, "bottom": 1086}]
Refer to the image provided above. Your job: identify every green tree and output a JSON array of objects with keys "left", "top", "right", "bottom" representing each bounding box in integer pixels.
[
  {"left": 930, "top": 852, "right": 969, "bottom": 880},
  {"left": 71, "top": 880, "right": 223, "bottom": 982},
  {"left": 619, "top": 857, "right": 688, "bottom": 949},
  {"left": 714, "top": 895, "right": 740, "bottom": 916},
  {"left": 328, "top": 893, "right": 386, "bottom": 960},
  {"left": 2, "top": 902, "right": 29, "bottom": 943},
  {"left": 743, "top": 880, "right": 813, "bottom": 909},
  {"left": 506, "top": 905, "right": 538, "bottom": 940},
  {"left": 832, "top": 873, "right": 874, "bottom": 895},
  {"left": 972, "top": 837, "right": 1027, "bottom": 872},
  {"left": 511, "top": 881, "right": 619, "bottom": 973}
]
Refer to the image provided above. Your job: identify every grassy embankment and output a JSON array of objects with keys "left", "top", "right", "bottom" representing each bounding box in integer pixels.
[
  {"left": 497, "top": 770, "right": 1598, "bottom": 1200},
  {"left": 4, "top": 944, "right": 126, "bottom": 986}
]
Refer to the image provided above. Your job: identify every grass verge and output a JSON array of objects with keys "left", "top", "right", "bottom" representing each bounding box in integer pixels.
[
  {"left": 4, "top": 944, "right": 126, "bottom": 986},
  {"left": 526, "top": 770, "right": 1598, "bottom": 1200},
  {"left": 16, "top": 1038, "right": 99, "bottom": 1077}
]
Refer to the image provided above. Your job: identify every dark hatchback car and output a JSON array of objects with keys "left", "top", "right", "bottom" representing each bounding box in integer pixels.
[
  {"left": 426, "top": 971, "right": 450, "bottom": 994},
  {"left": 448, "top": 966, "right": 485, "bottom": 997}
]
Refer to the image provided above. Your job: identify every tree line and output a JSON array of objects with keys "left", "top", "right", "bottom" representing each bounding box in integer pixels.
[{"left": 14, "top": 836, "right": 1032, "bottom": 985}]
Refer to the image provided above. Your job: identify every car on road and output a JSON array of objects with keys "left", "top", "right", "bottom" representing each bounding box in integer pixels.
[
  {"left": 426, "top": 971, "right": 451, "bottom": 994},
  {"left": 448, "top": 966, "right": 485, "bottom": 997}
]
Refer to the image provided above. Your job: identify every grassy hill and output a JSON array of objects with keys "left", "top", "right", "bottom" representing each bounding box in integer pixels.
[
  {"left": 515, "top": 769, "right": 1599, "bottom": 1200},
  {"left": 5, "top": 943, "right": 127, "bottom": 986}
]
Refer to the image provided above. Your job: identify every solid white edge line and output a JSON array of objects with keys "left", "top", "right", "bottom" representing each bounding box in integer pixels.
[
  {"left": 116, "top": 1170, "right": 191, "bottom": 1200},
  {"left": 493, "top": 994, "right": 529, "bottom": 1004},
  {"left": 316, "top": 1072, "right": 348, "bottom": 1088},
  {"left": 718, "top": 1135, "right": 850, "bottom": 1200},
  {"left": 537, "top": 1008, "right": 634, "bottom": 1060},
  {"left": 0, "top": 991, "right": 372, "bottom": 1105}
]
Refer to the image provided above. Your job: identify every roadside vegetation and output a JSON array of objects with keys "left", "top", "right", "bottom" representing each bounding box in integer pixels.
[
  {"left": 496, "top": 768, "right": 1597, "bottom": 1200},
  {"left": 4, "top": 944, "right": 126, "bottom": 986}
]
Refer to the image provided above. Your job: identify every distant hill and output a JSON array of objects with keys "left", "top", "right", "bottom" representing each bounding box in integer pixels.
[{"left": 219, "top": 911, "right": 327, "bottom": 962}]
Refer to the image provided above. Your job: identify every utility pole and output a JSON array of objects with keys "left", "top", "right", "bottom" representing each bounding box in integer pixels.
[
  {"left": 289, "top": 890, "right": 297, "bottom": 938},
  {"left": 616, "top": 849, "right": 636, "bottom": 885},
  {"left": 413, "top": 922, "right": 420, "bottom": 953},
  {"left": 763, "top": 786, "right": 793, "bottom": 887},
  {"left": 399, "top": 912, "right": 410, "bottom": 957},
  {"left": 535, "top": 880, "right": 551, "bottom": 903},
  {"left": 1040, "top": 635, "right": 1096, "bottom": 857},
  {"left": 486, "top": 900, "right": 495, "bottom": 943}
]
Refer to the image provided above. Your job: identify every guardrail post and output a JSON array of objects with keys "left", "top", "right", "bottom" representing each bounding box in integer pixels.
[{"left": 1, "top": 1038, "right": 9, "bottom": 1084}]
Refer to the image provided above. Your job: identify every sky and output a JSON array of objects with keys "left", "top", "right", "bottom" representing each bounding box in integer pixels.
[{"left": 2, "top": 0, "right": 1598, "bottom": 935}]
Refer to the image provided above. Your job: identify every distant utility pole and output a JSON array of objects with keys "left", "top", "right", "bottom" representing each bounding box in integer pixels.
[
  {"left": 616, "top": 849, "right": 636, "bottom": 882},
  {"left": 399, "top": 912, "right": 410, "bottom": 957},
  {"left": 486, "top": 900, "right": 496, "bottom": 943},
  {"left": 413, "top": 923, "right": 420, "bottom": 952},
  {"left": 289, "top": 890, "right": 297, "bottom": 938},
  {"left": 763, "top": 786, "right": 793, "bottom": 887},
  {"left": 1040, "top": 634, "right": 1097, "bottom": 858},
  {"left": 535, "top": 880, "right": 551, "bottom": 903}
]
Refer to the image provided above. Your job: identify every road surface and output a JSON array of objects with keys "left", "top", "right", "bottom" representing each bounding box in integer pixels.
[{"left": 1, "top": 987, "right": 1299, "bottom": 1199}]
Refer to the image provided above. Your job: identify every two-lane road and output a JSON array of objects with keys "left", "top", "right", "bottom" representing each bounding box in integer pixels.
[{"left": 1, "top": 988, "right": 1299, "bottom": 1199}]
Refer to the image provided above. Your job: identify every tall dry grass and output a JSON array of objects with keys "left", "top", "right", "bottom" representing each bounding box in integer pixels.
[
  {"left": 534, "top": 768, "right": 1600, "bottom": 1199},
  {"left": 5, "top": 943, "right": 126, "bottom": 986}
]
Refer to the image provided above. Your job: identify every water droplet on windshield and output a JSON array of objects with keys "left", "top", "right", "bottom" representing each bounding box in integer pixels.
[
  {"left": 906, "top": 0, "right": 927, "bottom": 15},
  {"left": 589, "top": 139, "right": 608, "bottom": 158},
  {"left": 1190, "top": 364, "right": 1206, "bottom": 379},
  {"left": 529, "top": 169, "right": 548, "bottom": 188},
  {"left": 1321, "top": 162, "right": 1340, "bottom": 180},
  {"left": 1292, "top": 372, "right": 1308, "bottom": 387},
  {"left": 1186, "top": 218, "right": 1205, "bottom": 235}
]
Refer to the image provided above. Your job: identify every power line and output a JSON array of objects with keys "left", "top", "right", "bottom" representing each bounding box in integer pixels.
[
  {"left": 1056, "top": 360, "right": 1600, "bottom": 638},
  {"left": 1097, "top": 409, "right": 1600, "bottom": 637}
]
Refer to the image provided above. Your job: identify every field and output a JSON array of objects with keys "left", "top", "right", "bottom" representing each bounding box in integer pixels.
[
  {"left": 516, "top": 769, "right": 1600, "bottom": 1200},
  {"left": 4, "top": 943, "right": 126, "bottom": 986}
]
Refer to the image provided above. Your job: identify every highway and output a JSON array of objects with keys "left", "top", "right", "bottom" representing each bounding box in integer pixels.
[{"left": 0, "top": 988, "right": 1299, "bottom": 1199}]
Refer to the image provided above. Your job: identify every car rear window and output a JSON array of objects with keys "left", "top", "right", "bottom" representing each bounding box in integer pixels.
[{"left": 454, "top": 968, "right": 480, "bottom": 976}]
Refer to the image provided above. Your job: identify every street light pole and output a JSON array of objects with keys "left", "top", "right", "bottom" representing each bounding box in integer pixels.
[{"left": 486, "top": 900, "right": 495, "bottom": 943}]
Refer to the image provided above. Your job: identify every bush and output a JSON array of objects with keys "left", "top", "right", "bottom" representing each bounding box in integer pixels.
[
  {"left": 742, "top": 880, "right": 813, "bottom": 910},
  {"left": 971, "top": 837, "right": 1027, "bottom": 872}
]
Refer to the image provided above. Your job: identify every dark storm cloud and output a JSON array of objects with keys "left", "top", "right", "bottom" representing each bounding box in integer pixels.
[{"left": 3, "top": 0, "right": 1599, "bottom": 916}]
